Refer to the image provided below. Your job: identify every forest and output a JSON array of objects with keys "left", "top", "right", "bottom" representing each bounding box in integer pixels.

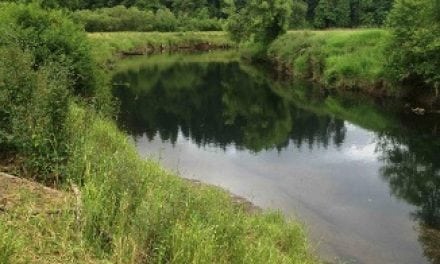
[{"left": 0, "top": 0, "right": 439, "bottom": 263}]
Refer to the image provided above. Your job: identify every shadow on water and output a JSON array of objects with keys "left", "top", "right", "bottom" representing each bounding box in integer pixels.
[{"left": 112, "top": 52, "right": 440, "bottom": 264}]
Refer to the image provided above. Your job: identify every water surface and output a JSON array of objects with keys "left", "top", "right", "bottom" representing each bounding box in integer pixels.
[{"left": 113, "top": 52, "right": 440, "bottom": 264}]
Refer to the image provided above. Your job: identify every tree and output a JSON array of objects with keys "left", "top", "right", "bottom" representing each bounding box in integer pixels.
[
  {"left": 290, "top": 0, "right": 308, "bottom": 28},
  {"left": 0, "top": 2, "right": 98, "bottom": 97},
  {"left": 226, "top": 0, "right": 293, "bottom": 45},
  {"left": 359, "top": 0, "right": 393, "bottom": 26},
  {"left": 306, "top": 0, "right": 393, "bottom": 28},
  {"left": 387, "top": 0, "right": 440, "bottom": 93},
  {"left": 304, "top": 0, "right": 319, "bottom": 23},
  {"left": 314, "top": 0, "right": 351, "bottom": 28}
]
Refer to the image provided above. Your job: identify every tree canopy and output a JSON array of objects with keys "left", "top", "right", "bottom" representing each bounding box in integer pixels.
[
  {"left": 387, "top": 0, "right": 440, "bottom": 92},
  {"left": 0, "top": 0, "right": 395, "bottom": 29},
  {"left": 226, "top": 0, "right": 293, "bottom": 44}
]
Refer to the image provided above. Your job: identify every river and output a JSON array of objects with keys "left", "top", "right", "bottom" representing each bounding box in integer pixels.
[{"left": 112, "top": 51, "right": 440, "bottom": 264}]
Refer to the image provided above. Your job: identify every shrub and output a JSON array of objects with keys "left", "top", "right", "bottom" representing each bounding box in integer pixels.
[
  {"left": 72, "top": 5, "right": 156, "bottom": 32},
  {"left": 0, "top": 47, "right": 70, "bottom": 181},
  {"left": 0, "top": 3, "right": 98, "bottom": 97},
  {"left": 387, "top": 0, "right": 440, "bottom": 92},
  {"left": 226, "top": 0, "right": 293, "bottom": 45},
  {"left": 0, "top": 3, "right": 109, "bottom": 181}
]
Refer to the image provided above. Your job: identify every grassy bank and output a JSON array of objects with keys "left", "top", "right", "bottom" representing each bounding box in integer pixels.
[
  {"left": 89, "top": 31, "right": 234, "bottom": 64},
  {"left": 1, "top": 104, "right": 315, "bottom": 263},
  {"left": 268, "top": 29, "right": 393, "bottom": 95}
]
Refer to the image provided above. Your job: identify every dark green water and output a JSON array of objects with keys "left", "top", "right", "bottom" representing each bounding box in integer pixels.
[{"left": 112, "top": 52, "right": 440, "bottom": 264}]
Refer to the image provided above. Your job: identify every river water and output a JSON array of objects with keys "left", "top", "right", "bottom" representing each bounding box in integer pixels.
[{"left": 112, "top": 52, "right": 440, "bottom": 264}]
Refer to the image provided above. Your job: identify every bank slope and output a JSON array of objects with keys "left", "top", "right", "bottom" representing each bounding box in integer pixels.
[{"left": 268, "top": 29, "right": 393, "bottom": 95}]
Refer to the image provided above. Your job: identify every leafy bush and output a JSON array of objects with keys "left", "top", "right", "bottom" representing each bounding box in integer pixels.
[
  {"left": 387, "top": 0, "right": 440, "bottom": 92},
  {"left": 227, "top": 0, "right": 293, "bottom": 45},
  {"left": 0, "top": 3, "right": 98, "bottom": 97},
  {"left": 72, "top": 5, "right": 156, "bottom": 32},
  {"left": 0, "top": 47, "right": 70, "bottom": 181},
  {"left": 0, "top": 3, "right": 109, "bottom": 181}
]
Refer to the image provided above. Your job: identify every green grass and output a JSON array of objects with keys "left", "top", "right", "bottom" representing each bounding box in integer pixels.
[
  {"left": 0, "top": 103, "right": 316, "bottom": 263},
  {"left": 268, "top": 29, "right": 393, "bottom": 93},
  {"left": 67, "top": 104, "right": 315, "bottom": 263}
]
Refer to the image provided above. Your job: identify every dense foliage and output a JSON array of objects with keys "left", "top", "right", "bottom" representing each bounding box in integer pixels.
[
  {"left": 1, "top": 0, "right": 395, "bottom": 29},
  {"left": 0, "top": 47, "right": 70, "bottom": 180},
  {"left": 0, "top": 3, "right": 104, "bottom": 179},
  {"left": 226, "top": 0, "right": 293, "bottom": 46},
  {"left": 387, "top": 0, "right": 440, "bottom": 93},
  {"left": 72, "top": 5, "right": 222, "bottom": 32},
  {"left": 0, "top": 2, "right": 98, "bottom": 97},
  {"left": 311, "top": 0, "right": 394, "bottom": 28}
]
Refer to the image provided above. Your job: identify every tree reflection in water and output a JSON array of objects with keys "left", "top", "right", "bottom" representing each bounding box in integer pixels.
[
  {"left": 376, "top": 115, "right": 440, "bottom": 263},
  {"left": 113, "top": 60, "right": 346, "bottom": 152}
]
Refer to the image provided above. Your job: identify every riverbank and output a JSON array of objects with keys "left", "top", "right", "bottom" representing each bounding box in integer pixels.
[
  {"left": 0, "top": 16, "right": 316, "bottom": 263},
  {"left": 267, "top": 29, "right": 440, "bottom": 110},
  {"left": 88, "top": 31, "right": 234, "bottom": 65},
  {"left": 268, "top": 29, "right": 392, "bottom": 94},
  {"left": 1, "top": 103, "right": 316, "bottom": 263}
]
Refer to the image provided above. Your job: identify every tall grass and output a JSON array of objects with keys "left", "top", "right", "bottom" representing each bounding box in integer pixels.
[
  {"left": 0, "top": 53, "right": 315, "bottom": 264},
  {"left": 63, "top": 104, "right": 315, "bottom": 263},
  {"left": 268, "top": 29, "right": 393, "bottom": 94},
  {"left": 0, "top": 101, "right": 315, "bottom": 263},
  {"left": 0, "top": 222, "right": 19, "bottom": 264}
]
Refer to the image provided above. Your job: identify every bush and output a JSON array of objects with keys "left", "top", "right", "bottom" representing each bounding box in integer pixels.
[
  {"left": 387, "top": 0, "right": 440, "bottom": 92},
  {"left": 0, "top": 3, "right": 98, "bottom": 97},
  {"left": 0, "top": 3, "right": 109, "bottom": 181},
  {"left": 226, "top": 0, "right": 293, "bottom": 45},
  {"left": 0, "top": 47, "right": 70, "bottom": 181}
]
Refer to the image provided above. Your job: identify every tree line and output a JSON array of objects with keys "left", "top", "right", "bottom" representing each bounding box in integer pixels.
[{"left": 1, "top": 0, "right": 394, "bottom": 29}]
